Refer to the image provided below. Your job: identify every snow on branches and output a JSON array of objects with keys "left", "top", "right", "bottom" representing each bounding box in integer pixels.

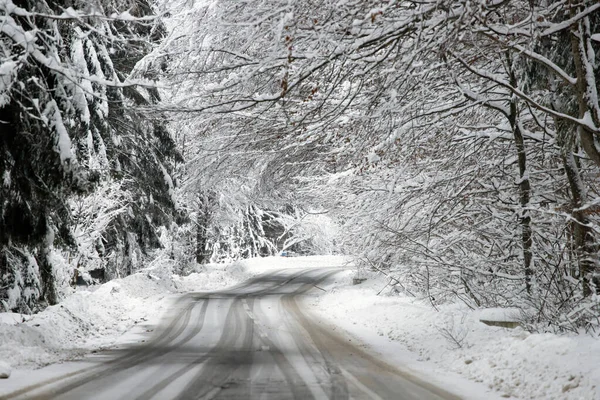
[{"left": 156, "top": 0, "right": 600, "bottom": 331}]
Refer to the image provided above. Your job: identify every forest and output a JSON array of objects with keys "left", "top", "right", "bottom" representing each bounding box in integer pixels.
[{"left": 1, "top": 0, "right": 600, "bottom": 333}]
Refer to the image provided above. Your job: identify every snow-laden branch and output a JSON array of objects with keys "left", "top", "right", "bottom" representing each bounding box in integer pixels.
[
  {"left": 477, "top": 30, "right": 577, "bottom": 86},
  {"left": 0, "top": 15, "right": 158, "bottom": 89},
  {"left": 541, "top": 3, "right": 600, "bottom": 36},
  {"left": 448, "top": 50, "right": 599, "bottom": 133},
  {"left": 0, "top": 0, "right": 160, "bottom": 22}
]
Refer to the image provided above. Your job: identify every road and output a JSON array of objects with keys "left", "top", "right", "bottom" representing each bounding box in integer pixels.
[{"left": 1, "top": 267, "right": 460, "bottom": 400}]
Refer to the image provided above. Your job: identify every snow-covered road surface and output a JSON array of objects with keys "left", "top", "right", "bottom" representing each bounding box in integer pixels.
[{"left": 0, "top": 267, "right": 460, "bottom": 400}]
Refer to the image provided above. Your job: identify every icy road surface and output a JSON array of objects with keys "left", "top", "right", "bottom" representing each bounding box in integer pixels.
[{"left": 0, "top": 267, "right": 460, "bottom": 400}]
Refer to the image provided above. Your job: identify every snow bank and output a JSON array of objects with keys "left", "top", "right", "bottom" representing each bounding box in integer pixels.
[
  {"left": 478, "top": 307, "right": 521, "bottom": 322},
  {"left": 0, "top": 273, "right": 176, "bottom": 368},
  {"left": 0, "top": 361, "right": 11, "bottom": 379},
  {"left": 0, "top": 313, "right": 30, "bottom": 325},
  {"left": 307, "top": 270, "right": 600, "bottom": 400}
]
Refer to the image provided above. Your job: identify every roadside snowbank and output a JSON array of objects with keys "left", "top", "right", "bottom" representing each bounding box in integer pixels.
[
  {"left": 0, "top": 361, "right": 11, "bottom": 379},
  {"left": 0, "top": 255, "right": 345, "bottom": 372},
  {"left": 307, "top": 269, "right": 600, "bottom": 400},
  {"left": 0, "top": 273, "right": 175, "bottom": 370}
]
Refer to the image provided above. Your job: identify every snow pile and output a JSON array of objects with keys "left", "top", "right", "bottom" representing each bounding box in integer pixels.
[
  {"left": 0, "top": 313, "right": 30, "bottom": 325},
  {"left": 0, "top": 273, "right": 176, "bottom": 369},
  {"left": 478, "top": 307, "right": 521, "bottom": 322},
  {"left": 307, "top": 270, "right": 600, "bottom": 400},
  {"left": 171, "top": 260, "right": 253, "bottom": 292},
  {"left": 0, "top": 361, "right": 11, "bottom": 379}
]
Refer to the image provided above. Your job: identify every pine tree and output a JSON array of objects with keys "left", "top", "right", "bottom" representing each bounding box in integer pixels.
[{"left": 0, "top": 0, "right": 181, "bottom": 311}]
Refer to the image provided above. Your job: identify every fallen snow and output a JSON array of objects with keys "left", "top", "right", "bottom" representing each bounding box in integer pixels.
[
  {"left": 0, "top": 312, "right": 30, "bottom": 325},
  {"left": 478, "top": 307, "right": 521, "bottom": 322},
  {"left": 2, "top": 255, "right": 597, "bottom": 400},
  {"left": 0, "top": 273, "right": 174, "bottom": 369},
  {"left": 306, "top": 269, "right": 600, "bottom": 400},
  {"left": 0, "top": 361, "right": 11, "bottom": 379}
]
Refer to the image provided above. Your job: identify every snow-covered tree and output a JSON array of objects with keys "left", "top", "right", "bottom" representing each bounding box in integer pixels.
[{"left": 0, "top": 0, "right": 181, "bottom": 311}]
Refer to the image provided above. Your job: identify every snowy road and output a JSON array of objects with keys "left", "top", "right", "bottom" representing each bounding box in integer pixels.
[{"left": 0, "top": 268, "right": 460, "bottom": 400}]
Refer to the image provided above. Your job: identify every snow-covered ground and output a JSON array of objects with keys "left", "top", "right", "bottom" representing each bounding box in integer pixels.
[
  {"left": 308, "top": 268, "right": 600, "bottom": 400},
  {"left": 1, "top": 255, "right": 598, "bottom": 400}
]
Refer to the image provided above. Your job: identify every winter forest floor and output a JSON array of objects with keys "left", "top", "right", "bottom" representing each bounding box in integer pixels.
[{"left": 0, "top": 256, "right": 598, "bottom": 399}]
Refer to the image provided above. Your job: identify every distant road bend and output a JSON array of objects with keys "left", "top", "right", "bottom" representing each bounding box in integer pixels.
[{"left": 1, "top": 267, "right": 460, "bottom": 400}]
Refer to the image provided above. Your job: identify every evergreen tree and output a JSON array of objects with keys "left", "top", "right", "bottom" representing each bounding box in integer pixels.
[{"left": 0, "top": 0, "right": 180, "bottom": 311}]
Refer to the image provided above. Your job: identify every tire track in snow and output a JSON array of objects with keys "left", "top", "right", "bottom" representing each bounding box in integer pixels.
[
  {"left": 1, "top": 276, "right": 275, "bottom": 400},
  {"left": 172, "top": 297, "right": 248, "bottom": 400},
  {"left": 2, "top": 297, "right": 207, "bottom": 400}
]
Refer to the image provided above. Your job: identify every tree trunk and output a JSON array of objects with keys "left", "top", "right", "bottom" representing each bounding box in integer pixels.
[
  {"left": 570, "top": 1, "right": 600, "bottom": 168},
  {"left": 506, "top": 58, "right": 533, "bottom": 293},
  {"left": 196, "top": 211, "right": 208, "bottom": 264},
  {"left": 510, "top": 113, "right": 533, "bottom": 293},
  {"left": 39, "top": 220, "right": 58, "bottom": 306},
  {"left": 563, "top": 153, "right": 595, "bottom": 296},
  {"left": 195, "top": 192, "right": 212, "bottom": 264},
  {"left": 566, "top": 3, "right": 599, "bottom": 295},
  {"left": 557, "top": 120, "right": 595, "bottom": 296}
]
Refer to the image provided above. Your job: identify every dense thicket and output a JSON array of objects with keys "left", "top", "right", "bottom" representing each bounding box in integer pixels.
[{"left": 158, "top": 0, "right": 600, "bottom": 331}]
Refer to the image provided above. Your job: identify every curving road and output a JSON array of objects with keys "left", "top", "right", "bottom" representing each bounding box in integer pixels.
[{"left": 1, "top": 267, "right": 460, "bottom": 400}]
